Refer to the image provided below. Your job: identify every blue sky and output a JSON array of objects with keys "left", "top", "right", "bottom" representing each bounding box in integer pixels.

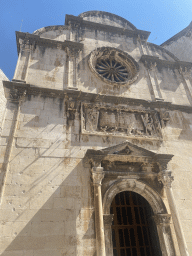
[{"left": 1, "top": 0, "right": 192, "bottom": 80}]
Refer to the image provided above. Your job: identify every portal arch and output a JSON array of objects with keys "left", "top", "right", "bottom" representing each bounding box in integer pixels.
[
  {"left": 103, "top": 179, "right": 166, "bottom": 215},
  {"left": 103, "top": 179, "right": 176, "bottom": 256}
]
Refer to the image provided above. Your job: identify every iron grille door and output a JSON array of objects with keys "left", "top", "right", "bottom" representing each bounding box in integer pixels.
[{"left": 110, "top": 191, "right": 156, "bottom": 256}]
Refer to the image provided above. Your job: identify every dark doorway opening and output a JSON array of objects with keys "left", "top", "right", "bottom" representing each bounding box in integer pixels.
[{"left": 110, "top": 191, "right": 162, "bottom": 256}]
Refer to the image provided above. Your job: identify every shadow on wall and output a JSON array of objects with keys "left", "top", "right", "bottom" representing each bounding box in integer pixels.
[
  {"left": 1, "top": 160, "right": 96, "bottom": 256},
  {"left": 167, "top": 111, "right": 192, "bottom": 141}
]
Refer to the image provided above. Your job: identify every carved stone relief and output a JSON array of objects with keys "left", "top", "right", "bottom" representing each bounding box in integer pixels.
[{"left": 81, "top": 103, "right": 162, "bottom": 139}]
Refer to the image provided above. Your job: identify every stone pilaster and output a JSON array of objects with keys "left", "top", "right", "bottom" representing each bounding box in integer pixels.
[
  {"left": 103, "top": 214, "right": 114, "bottom": 256},
  {"left": 91, "top": 167, "right": 106, "bottom": 256},
  {"left": 65, "top": 46, "right": 80, "bottom": 89},
  {"left": 13, "top": 38, "right": 31, "bottom": 82},
  {"left": 159, "top": 170, "right": 189, "bottom": 256},
  {"left": 153, "top": 214, "right": 176, "bottom": 256}
]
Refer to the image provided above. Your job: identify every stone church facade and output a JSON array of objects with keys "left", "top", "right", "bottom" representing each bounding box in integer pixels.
[{"left": 0, "top": 11, "right": 192, "bottom": 256}]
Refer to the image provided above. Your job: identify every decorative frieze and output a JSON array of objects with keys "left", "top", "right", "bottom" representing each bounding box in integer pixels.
[{"left": 81, "top": 103, "right": 162, "bottom": 139}]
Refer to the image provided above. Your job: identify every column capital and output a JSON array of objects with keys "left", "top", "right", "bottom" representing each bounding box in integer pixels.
[
  {"left": 91, "top": 167, "right": 104, "bottom": 186},
  {"left": 153, "top": 214, "right": 171, "bottom": 226},
  {"left": 65, "top": 46, "right": 80, "bottom": 58},
  {"left": 158, "top": 170, "right": 174, "bottom": 188}
]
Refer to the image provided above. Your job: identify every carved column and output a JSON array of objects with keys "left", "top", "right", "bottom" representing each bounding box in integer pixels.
[
  {"left": 91, "top": 167, "right": 106, "bottom": 256},
  {"left": 13, "top": 38, "right": 31, "bottom": 82},
  {"left": 159, "top": 170, "right": 189, "bottom": 256},
  {"left": 65, "top": 46, "right": 79, "bottom": 89},
  {"left": 153, "top": 214, "right": 176, "bottom": 256},
  {"left": 103, "top": 214, "right": 114, "bottom": 256}
]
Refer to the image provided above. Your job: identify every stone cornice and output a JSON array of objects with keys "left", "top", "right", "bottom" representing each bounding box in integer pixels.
[
  {"left": 140, "top": 54, "right": 192, "bottom": 70},
  {"left": 3, "top": 80, "right": 192, "bottom": 113},
  {"left": 147, "top": 42, "right": 179, "bottom": 61},
  {"left": 85, "top": 141, "right": 173, "bottom": 169},
  {"left": 78, "top": 11, "right": 137, "bottom": 30},
  {"left": 65, "top": 14, "right": 151, "bottom": 40},
  {"left": 15, "top": 31, "right": 83, "bottom": 55}
]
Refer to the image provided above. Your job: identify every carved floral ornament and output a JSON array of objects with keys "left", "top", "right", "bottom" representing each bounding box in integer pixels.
[{"left": 89, "top": 47, "right": 139, "bottom": 85}]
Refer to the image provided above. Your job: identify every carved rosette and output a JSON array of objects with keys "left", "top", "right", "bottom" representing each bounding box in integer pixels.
[
  {"left": 158, "top": 170, "right": 174, "bottom": 188},
  {"left": 89, "top": 47, "right": 139, "bottom": 85},
  {"left": 153, "top": 214, "right": 171, "bottom": 226}
]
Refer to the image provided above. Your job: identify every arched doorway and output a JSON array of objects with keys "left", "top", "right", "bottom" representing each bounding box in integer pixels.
[{"left": 110, "top": 191, "right": 162, "bottom": 256}]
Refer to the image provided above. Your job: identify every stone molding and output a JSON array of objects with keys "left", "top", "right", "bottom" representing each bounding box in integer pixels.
[
  {"left": 103, "top": 179, "right": 166, "bottom": 215},
  {"left": 85, "top": 141, "right": 173, "bottom": 171},
  {"left": 15, "top": 31, "right": 83, "bottom": 55},
  {"left": 78, "top": 11, "right": 137, "bottom": 30},
  {"left": 65, "top": 14, "right": 150, "bottom": 40},
  {"left": 140, "top": 54, "right": 192, "bottom": 71},
  {"left": 3, "top": 80, "right": 192, "bottom": 113}
]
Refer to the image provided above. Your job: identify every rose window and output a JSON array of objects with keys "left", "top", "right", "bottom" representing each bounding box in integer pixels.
[
  {"left": 89, "top": 47, "right": 139, "bottom": 85},
  {"left": 95, "top": 59, "right": 129, "bottom": 82}
]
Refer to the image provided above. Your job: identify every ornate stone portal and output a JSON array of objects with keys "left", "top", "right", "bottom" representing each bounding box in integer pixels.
[{"left": 86, "top": 141, "right": 178, "bottom": 256}]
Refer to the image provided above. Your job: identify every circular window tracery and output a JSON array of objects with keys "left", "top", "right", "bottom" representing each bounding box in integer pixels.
[
  {"left": 95, "top": 59, "right": 129, "bottom": 82},
  {"left": 89, "top": 47, "right": 139, "bottom": 85}
]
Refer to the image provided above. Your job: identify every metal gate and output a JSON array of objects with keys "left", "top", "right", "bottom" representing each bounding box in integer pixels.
[{"left": 110, "top": 191, "right": 155, "bottom": 256}]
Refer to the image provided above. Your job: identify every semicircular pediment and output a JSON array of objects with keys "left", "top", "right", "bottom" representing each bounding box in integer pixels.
[{"left": 79, "top": 11, "right": 137, "bottom": 30}]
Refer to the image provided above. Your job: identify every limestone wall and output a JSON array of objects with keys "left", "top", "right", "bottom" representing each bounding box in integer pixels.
[{"left": 0, "top": 92, "right": 191, "bottom": 255}]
